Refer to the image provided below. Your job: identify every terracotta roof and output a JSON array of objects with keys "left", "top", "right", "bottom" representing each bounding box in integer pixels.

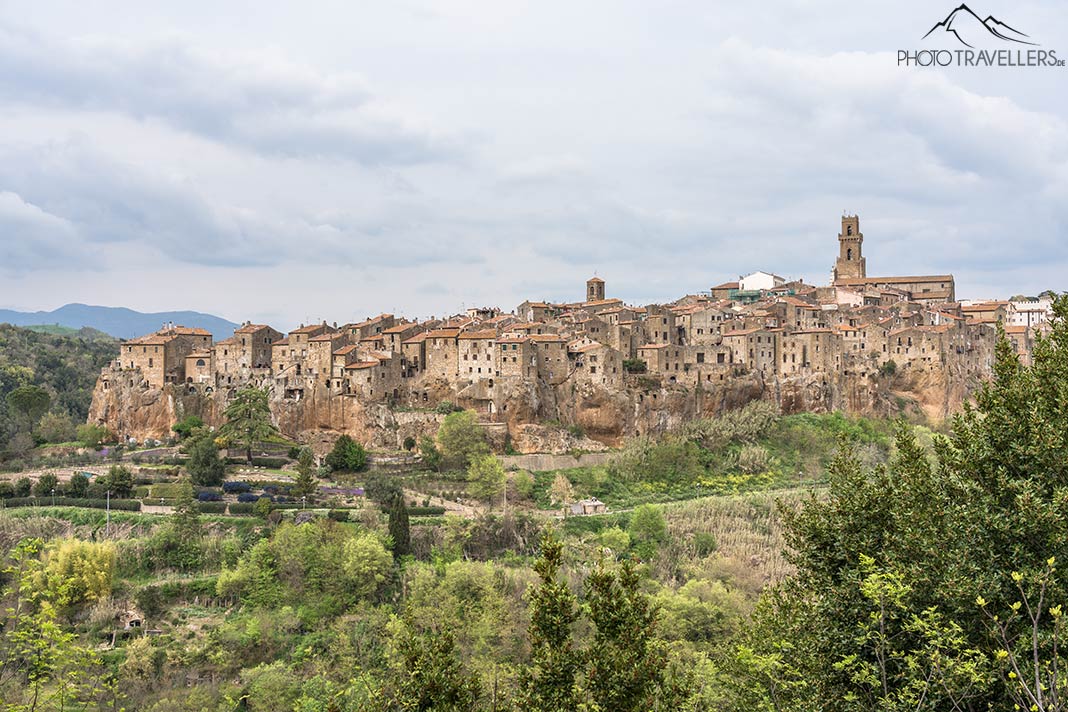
[
  {"left": 1005, "top": 325, "right": 1028, "bottom": 334},
  {"left": 587, "top": 277, "right": 605, "bottom": 283},
  {"left": 290, "top": 324, "right": 330, "bottom": 334},
  {"left": 789, "top": 328, "right": 833, "bottom": 335},
  {"left": 582, "top": 298, "right": 622, "bottom": 307},
  {"left": 722, "top": 328, "right": 762, "bottom": 337},
  {"left": 458, "top": 329, "right": 498, "bottom": 340},
  {"left": 186, "top": 351, "right": 211, "bottom": 359},
  {"left": 836, "top": 275, "right": 954, "bottom": 285},
  {"left": 382, "top": 322, "right": 416, "bottom": 334},
  {"left": 529, "top": 334, "right": 566, "bottom": 343},
  {"left": 425, "top": 328, "right": 461, "bottom": 339},
  {"left": 309, "top": 333, "right": 343, "bottom": 342},
  {"left": 271, "top": 337, "right": 288, "bottom": 346},
  {"left": 402, "top": 333, "right": 429, "bottom": 344},
  {"left": 638, "top": 343, "right": 670, "bottom": 349},
  {"left": 345, "top": 361, "right": 381, "bottom": 370},
  {"left": 214, "top": 336, "right": 238, "bottom": 346},
  {"left": 713, "top": 281, "right": 740, "bottom": 290},
  {"left": 497, "top": 336, "right": 531, "bottom": 344},
  {"left": 334, "top": 344, "right": 359, "bottom": 355},
  {"left": 235, "top": 323, "right": 272, "bottom": 334}
]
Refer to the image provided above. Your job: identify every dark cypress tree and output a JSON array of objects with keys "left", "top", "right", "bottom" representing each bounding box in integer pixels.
[{"left": 388, "top": 492, "right": 411, "bottom": 557}]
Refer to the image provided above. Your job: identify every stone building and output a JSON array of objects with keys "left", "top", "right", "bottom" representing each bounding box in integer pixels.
[{"left": 120, "top": 325, "right": 212, "bottom": 388}]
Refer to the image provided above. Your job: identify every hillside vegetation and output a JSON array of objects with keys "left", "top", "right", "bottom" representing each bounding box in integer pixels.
[{"left": 0, "top": 324, "right": 118, "bottom": 461}]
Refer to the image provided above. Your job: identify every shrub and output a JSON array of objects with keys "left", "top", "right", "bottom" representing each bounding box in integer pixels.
[
  {"left": 328, "top": 509, "right": 351, "bottom": 522},
  {"left": 435, "top": 400, "right": 464, "bottom": 415},
  {"left": 324, "top": 435, "right": 367, "bottom": 473},
  {"left": 237, "top": 493, "right": 264, "bottom": 503},
  {"left": 197, "top": 502, "right": 227, "bottom": 514},
  {"left": 172, "top": 415, "right": 204, "bottom": 439},
  {"left": 403, "top": 436, "right": 417, "bottom": 451},
  {"left": 623, "top": 358, "right": 647, "bottom": 373},
  {"left": 197, "top": 491, "right": 223, "bottom": 502},
  {"left": 879, "top": 359, "right": 898, "bottom": 377},
  {"left": 228, "top": 503, "right": 255, "bottom": 515},
  {"left": 736, "top": 445, "right": 771, "bottom": 474},
  {"left": 223, "top": 481, "right": 253, "bottom": 494}
]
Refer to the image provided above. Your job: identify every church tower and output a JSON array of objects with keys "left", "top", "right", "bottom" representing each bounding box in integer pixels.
[
  {"left": 833, "top": 215, "right": 866, "bottom": 282},
  {"left": 586, "top": 276, "right": 605, "bottom": 302}
]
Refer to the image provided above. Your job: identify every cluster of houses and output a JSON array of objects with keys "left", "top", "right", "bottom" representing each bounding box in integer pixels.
[{"left": 100, "top": 216, "right": 1053, "bottom": 416}]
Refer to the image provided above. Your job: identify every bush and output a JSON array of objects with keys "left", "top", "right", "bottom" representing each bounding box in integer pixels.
[
  {"left": 623, "top": 358, "right": 647, "bottom": 374},
  {"left": 228, "top": 503, "right": 255, "bottom": 515},
  {"left": 197, "top": 491, "right": 223, "bottom": 502},
  {"left": 435, "top": 400, "right": 464, "bottom": 415},
  {"left": 223, "top": 481, "right": 253, "bottom": 494},
  {"left": 76, "top": 423, "right": 110, "bottom": 449},
  {"left": 406, "top": 506, "right": 447, "bottom": 516},
  {"left": 172, "top": 415, "right": 204, "bottom": 439},
  {"left": 237, "top": 493, "right": 264, "bottom": 503},
  {"left": 736, "top": 445, "right": 771, "bottom": 474},
  {"left": 328, "top": 509, "right": 351, "bottom": 522},
  {"left": 879, "top": 359, "right": 898, "bottom": 377},
  {"left": 197, "top": 502, "right": 227, "bottom": 514},
  {"left": 403, "top": 436, "right": 417, "bottom": 451},
  {"left": 324, "top": 435, "right": 367, "bottom": 473}
]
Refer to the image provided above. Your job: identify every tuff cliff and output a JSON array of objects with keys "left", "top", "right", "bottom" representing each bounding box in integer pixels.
[{"left": 87, "top": 360, "right": 983, "bottom": 453}]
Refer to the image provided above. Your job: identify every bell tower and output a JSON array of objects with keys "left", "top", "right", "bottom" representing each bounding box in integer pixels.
[
  {"left": 833, "top": 214, "right": 866, "bottom": 282},
  {"left": 586, "top": 276, "right": 605, "bottom": 302}
]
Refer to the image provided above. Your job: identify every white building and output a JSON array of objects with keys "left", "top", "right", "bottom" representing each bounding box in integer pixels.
[
  {"left": 739, "top": 271, "right": 787, "bottom": 292},
  {"left": 1009, "top": 298, "right": 1053, "bottom": 328}
]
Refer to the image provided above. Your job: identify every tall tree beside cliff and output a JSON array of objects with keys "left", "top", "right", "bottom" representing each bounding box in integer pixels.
[
  {"left": 220, "top": 387, "right": 278, "bottom": 464},
  {"left": 725, "top": 295, "right": 1068, "bottom": 710}
]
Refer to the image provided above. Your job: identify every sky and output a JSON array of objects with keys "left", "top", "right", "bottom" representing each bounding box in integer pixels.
[{"left": 0, "top": 0, "right": 1066, "bottom": 330}]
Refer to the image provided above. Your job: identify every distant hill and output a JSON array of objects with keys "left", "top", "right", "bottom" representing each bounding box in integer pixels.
[
  {"left": 21, "top": 324, "right": 114, "bottom": 340},
  {"left": 0, "top": 304, "right": 239, "bottom": 340}
]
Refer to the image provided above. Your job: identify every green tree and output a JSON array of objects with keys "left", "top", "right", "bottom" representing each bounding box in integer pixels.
[
  {"left": 628, "top": 504, "right": 667, "bottom": 559},
  {"left": 153, "top": 478, "right": 203, "bottom": 571},
  {"left": 394, "top": 627, "right": 481, "bottom": 712},
  {"left": 518, "top": 531, "right": 581, "bottom": 711},
  {"left": 14, "top": 477, "right": 31, "bottom": 497},
  {"left": 100, "top": 464, "right": 134, "bottom": 498},
  {"left": 728, "top": 296, "right": 1068, "bottom": 711},
  {"left": 467, "top": 454, "right": 506, "bottom": 506},
  {"left": 185, "top": 432, "right": 226, "bottom": 487},
  {"left": 220, "top": 387, "right": 278, "bottom": 464},
  {"left": 388, "top": 492, "right": 412, "bottom": 557},
  {"left": 419, "top": 435, "right": 443, "bottom": 472},
  {"left": 324, "top": 434, "right": 367, "bottom": 473},
  {"left": 583, "top": 558, "right": 666, "bottom": 711},
  {"left": 32, "top": 472, "right": 59, "bottom": 498},
  {"left": 171, "top": 414, "right": 204, "bottom": 439},
  {"left": 6, "top": 384, "right": 50, "bottom": 431},
  {"left": 364, "top": 471, "right": 403, "bottom": 506},
  {"left": 293, "top": 447, "right": 318, "bottom": 499},
  {"left": 75, "top": 422, "right": 109, "bottom": 449},
  {"left": 35, "top": 411, "right": 76, "bottom": 443},
  {"left": 67, "top": 472, "right": 89, "bottom": 498},
  {"left": 436, "top": 410, "right": 488, "bottom": 470}
]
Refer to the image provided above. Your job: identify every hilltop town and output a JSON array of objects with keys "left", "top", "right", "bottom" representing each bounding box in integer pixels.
[{"left": 88, "top": 216, "right": 1053, "bottom": 452}]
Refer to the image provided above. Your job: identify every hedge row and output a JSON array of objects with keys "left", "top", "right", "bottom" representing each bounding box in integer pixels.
[
  {"left": 196, "top": 502, "right": 227, "bottom": 514},
  {"left": 228, "top": 502, "right": 256, "bottom": 515},
  {"left": 226, "top": 457, "right": 289, "bottom": 468},
  {"left": 0, "top": 497, "right": 142, "bottom": 511}
]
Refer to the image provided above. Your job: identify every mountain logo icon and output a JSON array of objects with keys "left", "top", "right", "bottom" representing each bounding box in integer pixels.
[{"left": 922, "top": 4, "right": 1037, "bottom": 48}]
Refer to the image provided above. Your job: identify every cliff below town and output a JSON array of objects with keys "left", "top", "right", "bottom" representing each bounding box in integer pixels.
[{"left": 87, "top": 364, "right": 983, "bottom": 453}]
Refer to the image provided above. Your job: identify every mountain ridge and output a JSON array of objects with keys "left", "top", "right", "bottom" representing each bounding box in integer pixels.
[{"left": 0, "top": 303, "right": 239, "bottom": 340}]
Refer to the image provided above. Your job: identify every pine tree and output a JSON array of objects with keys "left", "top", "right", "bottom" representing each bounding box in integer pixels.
[
  {"left": 185, "top": 432, "right": 226, "bottom": 486},
  {"left": 394, "top": 628, "right": 481, "bottom": 711},
  {"left": 518, "top": 531, "right": 581, "bottom": 711},
  {"left": 220, "top": 387, "right": 278, "bottom": 464}
]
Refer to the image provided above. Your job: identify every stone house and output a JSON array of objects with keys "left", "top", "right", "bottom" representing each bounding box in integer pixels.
[
  {"left": 423, "top": 328, "right": 462, "bottom": 380},
  {"left": 120, "top": 326, "right": 212, "bottom": 389},
  {"left": 458, "top": 329, "right": 499, "bottom": 382}
]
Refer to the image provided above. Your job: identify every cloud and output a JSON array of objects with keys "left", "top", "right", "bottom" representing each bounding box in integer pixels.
[
  {"left": 0, "top": 191, "right": 84, "bottom": 270},
  {"left": 0, "top": 22, "right": 462, "bottom": 166}
]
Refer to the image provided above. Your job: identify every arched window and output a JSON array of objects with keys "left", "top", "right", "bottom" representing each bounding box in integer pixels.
[
  {"left": 847, "top": 226, "right": 853, "bottom": 235},
  {"left": 196, "top": 359, "right": 206, "bottom": 367},
  {"left": 847, "top": 248, "right": 853, "bottom": 260}
]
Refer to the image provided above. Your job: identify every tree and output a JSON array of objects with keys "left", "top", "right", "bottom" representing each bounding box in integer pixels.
[
  {"left": 628, "top": 504, "right": 667, "bottom": 559},
  {"left": 171, "top": 414, "right": 204, "bottom": 439},
  {"left": 14, "top": 477, "right": 31, "bottom": 497},
  {"left": 154, "top": 478, "right": 202, "bottom": 571},
  {"left": 32, "top": 472, "right": 58, "bottom": 498},
  {"left": 467, "top": 454, "right": 506, "bottom": 506},
  {"left": 7, "top": 432, "right": 35, "bottom": 458},
  {"left": 219, "top": 387, "right": 278, "bottom": 464},
  {"left": 68, "top": 472, "right": 89, "bottom": 499},
  {"left": 388, "top": 493, "right": 411, "bottom": 557},
  {"left": 364, "top": 471, "right": 403, "bottom": 507},
  {"left": 436, "top": 410, "right": 489, "bottom": 470},
  {"left": 324, "top": 434, "right": 367, "bottom": 473},
  {"left": 728, "top": 297, "right": 1068, "bottom": 711},
  {"left": 419, "top": 435, "right": 443, "bottom": 472},
  {"left": 185, "top": 433, "right": 226, "bottom": 487},
  {"left": 100, "top": 464, "right": 133, "bottom": 498},
  {"left": 6, "top": 384, "right": 50, "bottom": 431},
  {"left": 75, "top": 423, "right": 109, "bottom": 449},
  {"left": 293, "top": 447, "right": 318, "bottom": 499},
  {"left": 583, "top": 558, "right": 666, "bottom": 711},
  {"left": 35, "top": 412, "right": 76, "bottom": 444},
  {"left": 518, "top": 531, "right": 581, "bottom": 711},
  {"left": 549, "top": 473, "right": 575, "bottom": 508},
  {"left": 394, "top": 628, "right": 481, "bottom": 711}
]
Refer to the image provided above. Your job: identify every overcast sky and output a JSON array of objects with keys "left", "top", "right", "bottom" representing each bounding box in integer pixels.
[{"left": 1, "top": 0, "right": 1066, "bottom": 329}]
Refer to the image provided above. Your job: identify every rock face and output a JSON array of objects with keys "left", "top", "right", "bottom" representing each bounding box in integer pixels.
[{"left": 88, "top": 359, "right": 987, "bottom": 453}]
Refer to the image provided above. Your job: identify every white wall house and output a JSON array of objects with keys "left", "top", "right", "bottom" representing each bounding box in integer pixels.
[{"left": 739, "top": 271, "right": 787, "bottom": 292}]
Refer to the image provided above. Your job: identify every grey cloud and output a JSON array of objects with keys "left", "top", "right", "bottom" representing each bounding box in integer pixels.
[{"left": 0, "top": 23, "right": 462, "bottom": 166}]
